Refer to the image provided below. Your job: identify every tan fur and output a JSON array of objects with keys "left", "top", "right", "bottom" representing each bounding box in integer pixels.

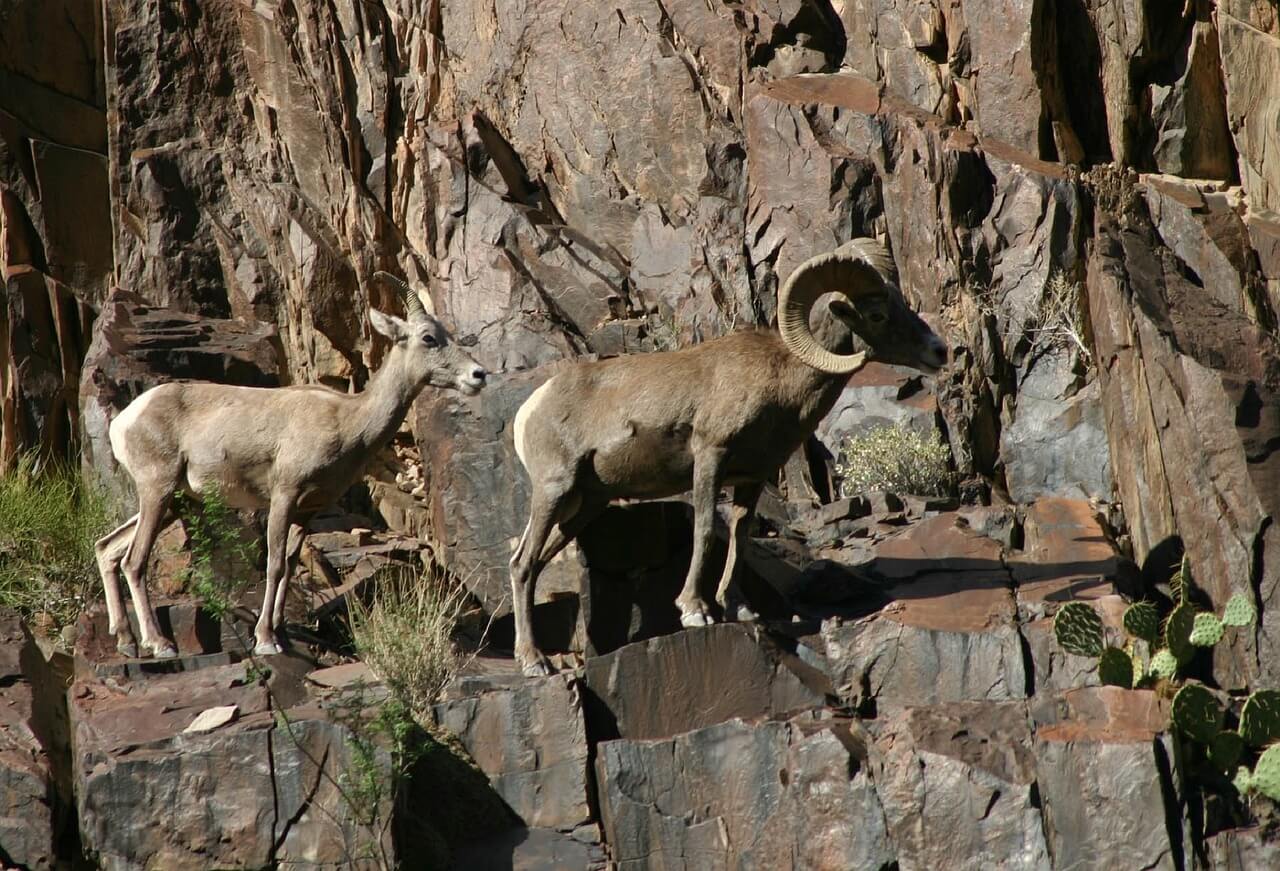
[{"left": 96, "top": 307, "right": 487, "bottom": 658}]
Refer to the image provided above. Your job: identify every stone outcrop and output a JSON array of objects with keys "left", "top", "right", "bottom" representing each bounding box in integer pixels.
[{"left": 3, "top": 0, "right": 1280, "bottom": 866}]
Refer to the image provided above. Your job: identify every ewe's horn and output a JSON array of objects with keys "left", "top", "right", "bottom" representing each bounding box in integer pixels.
[
  {"left": 373, "top": 271, "right": 428, "bottom": 323},
  {"left": 777, "top": 238, "right": 896, "bottom": 375}
]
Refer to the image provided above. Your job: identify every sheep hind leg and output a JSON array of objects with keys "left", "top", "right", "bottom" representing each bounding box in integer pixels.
[
  {"left": 254, "top": 495, "right": 295, "bottom": 656},
  {"left": 270, "top": 523, "right": 306, "bottom": 631},
  {"left": 510, "top": 489, "right": 579, "bottom": 677},
  {"left": 676, "top": 449, "right": 726, "bottom": 629},
  {"left": 96, "top": 515, "right": 140, "bottom": 657},
  {"left": 120, "top": 497, "right": 178, "bottom": 659},
  {"left": 716, "top": 482, "right": 762, "bottom": 623}
]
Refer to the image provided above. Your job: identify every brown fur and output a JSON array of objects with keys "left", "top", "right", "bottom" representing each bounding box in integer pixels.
[{"left": 509, "top": 297, "right": 947, "bottom": 675}]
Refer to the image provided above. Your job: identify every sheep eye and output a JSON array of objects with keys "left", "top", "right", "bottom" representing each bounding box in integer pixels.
[
  {"left": 421, "top": 333, "right": 438, "bottom": 348},
  {"left": 867, "top": 309, "right": 888, "bottom": 326}
]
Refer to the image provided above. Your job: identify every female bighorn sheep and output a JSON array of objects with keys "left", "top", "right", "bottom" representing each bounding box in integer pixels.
[
  {"left": 510, "top": 238, "right": 948, "bottom": 675},
  {"left": 95, "top": 274, "right": 487, "bottom": 658}
]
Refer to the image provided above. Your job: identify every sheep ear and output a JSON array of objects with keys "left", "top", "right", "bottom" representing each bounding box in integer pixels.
[{"left": 369, "top": 308, "right": 409, "bottom": 342}]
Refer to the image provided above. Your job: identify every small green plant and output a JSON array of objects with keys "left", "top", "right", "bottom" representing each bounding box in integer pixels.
[
  {"left": 836, "top": 425, "right": 954, "bottom": 498},
  {"left": 0, "top": 454, "right": 115, "bottom": 631},
  {"left": 175, "top": 484, "right": 259, "bottom": 620},
  {"left": 347, "top": 565, "right": 471, "bottom": 724}
]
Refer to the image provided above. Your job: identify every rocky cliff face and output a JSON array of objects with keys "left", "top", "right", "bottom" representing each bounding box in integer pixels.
[{"left": 3, "top": 0, "right": 1280, "bottom": 868}]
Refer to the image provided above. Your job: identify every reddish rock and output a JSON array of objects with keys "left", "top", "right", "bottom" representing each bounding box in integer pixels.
[
  {"left": 869, "top": 701, "right": 1049, "bottom": 869},
  {"left": 1033, "top": 687, "right": 1181, "bottom": 871}
]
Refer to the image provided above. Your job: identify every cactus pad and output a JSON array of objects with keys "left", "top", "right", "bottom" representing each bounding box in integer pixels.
[
  {"left": 1252, "top": 745, "right": 1280, "bottom": 802},
  {"left": 1221, "top": 593, "right": 1256, "bottom": 628},
  {"left": 1170, "top": 683, "right": 1223, "bottom": 744},
  {"left": 1170, "top": 555, "right": 1192, "bottom": 604},
  {"left": 1189, "top": 612, "right": 1225, "bottom": 647},
  {"left": 1234, "top": 766, "right": 1254, "bottom": 795},
  {"left": 1148, "top": 649, "right": 1178, "bottom": 681},
  {"left": 1209, "top": 731, "right": 1245, "bottom": 772},
  {"left": 1054, "top": 602, "right": 1104, "bottom": 657},
  {"left": 1165, "top": 603, "right": 1197, "bottom": 664},
  {"left": 1240, "top": 690, "right": 1280, "bottom": 748},
  {"left": 1098, "top": 647, "right": 1135, "bottom": 688},
  {"left": 1123, "top": 602, "right": 1161, "bottom": 643}
]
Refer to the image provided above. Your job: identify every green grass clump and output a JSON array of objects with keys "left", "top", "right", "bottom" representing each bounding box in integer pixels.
[
  {"left": 0, "top": 454, "right": 114, "bottom": 631},
  {"left": 836, "top": 424, "right": 954, "bottom": 498}
]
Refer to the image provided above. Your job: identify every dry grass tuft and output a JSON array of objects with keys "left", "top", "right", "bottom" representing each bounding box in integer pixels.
[{"left": 348, "top": 566, "right": 472, "bottom": 720}]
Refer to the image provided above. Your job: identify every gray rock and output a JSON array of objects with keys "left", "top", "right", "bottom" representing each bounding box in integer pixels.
[
  {"left": 869, "top": 701, "right": 1050, "bottom": 870},
  {"left": 1001, "top": 350, "right": 1111, "bottom": 503},
  {"left": 581, "top": 623, "right": 827, "bottom": 740},
  {"left": 432, "top": 672, "right": 591, "bottom": 830},
  {"left": 596, "top": 716, "right": 895, "bottom": 870}
]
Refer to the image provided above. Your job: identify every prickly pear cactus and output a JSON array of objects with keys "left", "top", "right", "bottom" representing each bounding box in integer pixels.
[
  {"left": 1098, "top": 647, "right": 1134, "bottom": 688},
  {"left": 1209, "top": 731, "right": 1245, "bottom": 772},
  {"left": 1054, "top": 602, "right": 1104, "bottom": 657},
  {"left": 1170, "top": 683, "right": 1223, "bottom": 743},
  {"left": 1252, "top": 745, "right": 1280, "bottom": 801},
  {"left": 1240, "top": 690, "right": 1280, "bottom": 748},
  {"left": 1234, "top": 766, "right": 1254, "bottom": 795},
  {"left": 1189, "top": 612, "right": 1225, "bottom": 647},
  {"left": 1170, "top": 555, "right": 1192, "bottom": 605},
  {"left": 1123, "top": 601, "right": 1160, "bottom": 643},
  {"left": 1221, "top": 593, "right": 1256, "bottom": 628},
  {"left": 1165, "top": 604, "right": 1197, "bottom": 664},
  {"left": 1148, "top": 649, "right": 1178, "bottom": 681}
]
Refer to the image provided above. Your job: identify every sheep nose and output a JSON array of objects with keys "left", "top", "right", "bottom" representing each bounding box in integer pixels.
[{"left": 471, "top": 366, "right": 488, "bottom": 383}]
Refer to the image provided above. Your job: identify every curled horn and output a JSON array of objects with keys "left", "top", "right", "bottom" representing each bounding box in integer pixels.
[
  {"left": 776, "top": 238, "right": 897, "bottom": 375},
  {"left": 374, "top": 271, "right": 428, "bottom": 323}
]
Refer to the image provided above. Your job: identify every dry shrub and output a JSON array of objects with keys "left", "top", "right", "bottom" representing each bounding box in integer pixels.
[
  {"left": 836, "top": 425, "right": 955, "bottom": 498},
  {"left": 348, "top": 566, "right": 471, "bottom": 720}
]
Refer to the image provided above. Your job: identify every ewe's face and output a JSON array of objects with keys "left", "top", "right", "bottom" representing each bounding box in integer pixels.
[
  {"left": 370, "top": 309, "right": 488, "bottom": 395},
  {"left": 828, "top": 295, "right": 948, "bottom": 373}
]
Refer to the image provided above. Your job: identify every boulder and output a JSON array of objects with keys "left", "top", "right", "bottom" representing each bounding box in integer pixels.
[
  {"left": 869, "top": 701, "right": 1049, "bottom": 869},
  {"left": 432, "top": 670, "right": 592, "bottom": 831},
  {"left": 581, "top": 623, "right": 827, "bottom": 741},
  {"left": 596, "top": 715, "right": 895, "bottom": 870},
  {"left": 1032, "top": 686, "right": 1181, "bottom": 871},
  {"left": 0, "top": 614, "right": 59, "bottom": 870},
  {"left": 72, "top": 662, "right": 400, "bottom": 869}
]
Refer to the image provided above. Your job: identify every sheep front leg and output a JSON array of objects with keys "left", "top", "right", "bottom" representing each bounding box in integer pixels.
[
  {"left": 677, "top": 449, "right": 725, "bottom": 628},
  {"left": 270, "top": 523, "right": 306, "bottom": 629},
  {"left": 716, "top": 482, "right": 762, "bottom": 622},
  {"left": 510, "top": 494, "right": 563, "bottom": 677},
  {"left": 254, "top": 496, "right": 294, "bottom": 656}
]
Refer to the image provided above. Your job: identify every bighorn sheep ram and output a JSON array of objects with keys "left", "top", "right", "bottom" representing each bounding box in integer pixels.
[
  {"left": 510, "top": 239, "right": 948, "bottom": 675},
  {"left": 95, "top": 274, "right": 487, "bottom": 658}
]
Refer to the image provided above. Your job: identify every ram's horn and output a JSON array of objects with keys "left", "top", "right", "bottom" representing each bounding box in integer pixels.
[
  {"left": 374, "top": 271, "right": 428, "bottom": 323},
  {"left": 776, "top": 238, "right": 897, "bottom": 375}
]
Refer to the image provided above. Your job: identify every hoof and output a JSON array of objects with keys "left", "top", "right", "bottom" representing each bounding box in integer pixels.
[
  {"left": 520, "top": 657, "right": 556, "bottom": 678},
  {"left": 679, "top": 608, "right": 715, "bottom": 628},
  {"left": 147, "top": 642, "right": 179, "bottom": 660},
  {"left": 254, "top": 640, "right": 284, "bottom": 656},
  {"left": 722, "top": 598, "right": 759, "bottom": 623},
  {"left": 116, "top": 640, "right": 139, "bottom": 659}
]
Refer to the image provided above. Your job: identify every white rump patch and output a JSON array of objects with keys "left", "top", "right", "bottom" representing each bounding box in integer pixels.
[
  {"left": 107, "top": 386, "right": 164, "bottom": 472},
  {"left": 513, "top": 379, "right": 555, "bottom": 467}
]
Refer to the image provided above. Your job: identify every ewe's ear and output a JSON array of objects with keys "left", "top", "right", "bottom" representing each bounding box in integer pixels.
[
  {"left": 369, "top": 308, "right": 409, "bottom": 342},
  {"left": 828, "top": 297, "right": 859, "bottom": 323}
]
